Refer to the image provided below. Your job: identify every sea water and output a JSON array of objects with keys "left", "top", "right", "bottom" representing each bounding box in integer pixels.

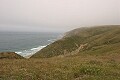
[{"left": 0, "top": 32, "right": 62, "bottom": 57}]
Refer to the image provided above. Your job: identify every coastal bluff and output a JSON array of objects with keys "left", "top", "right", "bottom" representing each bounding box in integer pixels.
[
  {"left": 31, "top": 25, "right": 120, "bottom": 58},
  {"left": 0, "top": 52, "right": 24, "bottom": 59}
]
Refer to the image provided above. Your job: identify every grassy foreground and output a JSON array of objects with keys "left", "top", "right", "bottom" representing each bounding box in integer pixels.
[{"left": 0, "top": 53, "right": 120, "bottom": 80}]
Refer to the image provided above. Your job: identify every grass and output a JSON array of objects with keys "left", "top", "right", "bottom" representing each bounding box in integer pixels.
[
  {"left": 0, "top": 53, "right": 120, "bottom": 80},
  {"left": 1, "top": 25, "right": 120, "bottom": 80},
  {"left": 0, "top": 52, "right": 24, "bottom": 59},
  {"left": 31, "top": 26, "right": 120, "bottom": 58}
]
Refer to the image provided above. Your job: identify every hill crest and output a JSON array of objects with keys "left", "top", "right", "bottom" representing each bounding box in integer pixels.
[{"left": 31, "top": 25, "right": 120, "bottom": 58}]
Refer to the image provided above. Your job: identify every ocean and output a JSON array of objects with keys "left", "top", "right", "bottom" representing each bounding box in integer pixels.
[{"left": 0, "top": 32, "right": 62, "bottom": 57}]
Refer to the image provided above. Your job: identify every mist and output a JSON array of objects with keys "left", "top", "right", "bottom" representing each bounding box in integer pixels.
[{"left": 0, "top": 0, "right": 120, "bottom": 32}]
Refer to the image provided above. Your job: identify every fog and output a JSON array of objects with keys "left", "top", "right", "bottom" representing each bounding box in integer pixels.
[{"left": 0, "top": 0, "right": 120, "bottom": 32}]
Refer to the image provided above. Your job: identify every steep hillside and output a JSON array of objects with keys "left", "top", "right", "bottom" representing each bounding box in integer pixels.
[
  {"left": 0, "top": 52, "right": 24, "bottom": 59},
  {"left": 31, "top": 25, "right": 120, "bottom": 58}
]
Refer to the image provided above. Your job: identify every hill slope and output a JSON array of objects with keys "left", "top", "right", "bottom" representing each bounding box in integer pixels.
[
  {"left": 31, "top": 25, "right": 120, "bottom": 58},
  {"left": 0, "top": 52, "right": 24, "bottom": 59},
  {"left": 0, "top": 25, "right": 120, "bottom": 80}
]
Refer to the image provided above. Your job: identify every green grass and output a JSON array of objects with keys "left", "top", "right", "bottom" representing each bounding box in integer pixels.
[
  {"left": 31, "top": 25, "right": 120, "bottom": 58},
  {"left": 32, "top": 36, "right": 85, "bottom": 58}
]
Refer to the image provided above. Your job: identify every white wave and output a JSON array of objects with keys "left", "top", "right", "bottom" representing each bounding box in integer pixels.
[
  {"left": 16, "top": 45, "right": 47, "bottom": 58},
  {"left": 48, "top": 39, "right": 57, "bottom": 42},
  {"left": 16, "top": 51, "right": 22, "bottom": 54},
  {"left": 16, "top": 36, "right": 60, "bottom": 58},
  {"left": 30, "top": 48, "right": 38, "bottom": 51}
]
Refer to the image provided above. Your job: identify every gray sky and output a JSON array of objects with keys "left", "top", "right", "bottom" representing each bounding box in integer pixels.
[{"left": 0, "top": 0, "right": 120, "bottom": 32}]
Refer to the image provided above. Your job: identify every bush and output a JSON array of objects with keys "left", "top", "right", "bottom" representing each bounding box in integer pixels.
[{"left": 74, "top": 66, "right": 102, "bottom": 78}]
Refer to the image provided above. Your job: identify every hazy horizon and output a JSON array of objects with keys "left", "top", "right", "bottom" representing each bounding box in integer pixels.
[{"left": 0, "top": 0, "right": 120, "bottom": 32}]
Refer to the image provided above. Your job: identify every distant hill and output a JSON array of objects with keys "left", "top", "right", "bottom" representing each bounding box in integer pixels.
[
  {"left": 0, "top": 52, "right": 24, "bottom": 59},
  {"left": 31, "top": 25, "right": 120, "bottom": 58}
]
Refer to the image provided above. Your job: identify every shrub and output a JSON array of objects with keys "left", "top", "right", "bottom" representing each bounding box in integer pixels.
[{"left": 74, "top": 66, "right": 102, "bottom": 78}]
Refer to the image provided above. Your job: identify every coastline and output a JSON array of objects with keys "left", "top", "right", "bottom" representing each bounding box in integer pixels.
[
  {"left": 16, "top": 36, "right": 63, "bottom": 58},
  {"left": 0, "top": 32, "right": 62, "bottom": 58},
  {"left": 16, "top": 45, "right": 47, "bottom": 58}
]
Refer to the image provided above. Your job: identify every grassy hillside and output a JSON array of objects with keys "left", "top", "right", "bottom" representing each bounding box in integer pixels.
[
  {"left": 0, "top": 25, "right": 120, "bottom": 80},
  {"left": 0, "top": 54, "right": 120, "bottom": 80},
  {"left": 31, "top": 25, "right": 120, "bottom": 58},
  {"left": 0, "top": 52, "right": 24, "bottom": 59}
]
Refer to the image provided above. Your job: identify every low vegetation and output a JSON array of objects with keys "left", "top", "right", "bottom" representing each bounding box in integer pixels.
[
  {"left": 0, "top": 54, "right": 120, "bottom": 80},
  {"left": 31, "top": 25, "right": 120, "bottom": 58},
  {"left": 0, "top": 25, "right": 120, "bottom": 80},
  {"left": 0, "top": 52, "right": 24, "bottom": 59}
]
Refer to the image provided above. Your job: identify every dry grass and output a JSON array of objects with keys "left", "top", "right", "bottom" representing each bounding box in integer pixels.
[{"left": 0, "top": 53, "right": 120, "bottom": 80}]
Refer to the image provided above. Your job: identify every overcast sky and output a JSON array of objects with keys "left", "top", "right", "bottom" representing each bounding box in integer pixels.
[{"left": 0, "top": 0, "right": 120, "bottom": 32}]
